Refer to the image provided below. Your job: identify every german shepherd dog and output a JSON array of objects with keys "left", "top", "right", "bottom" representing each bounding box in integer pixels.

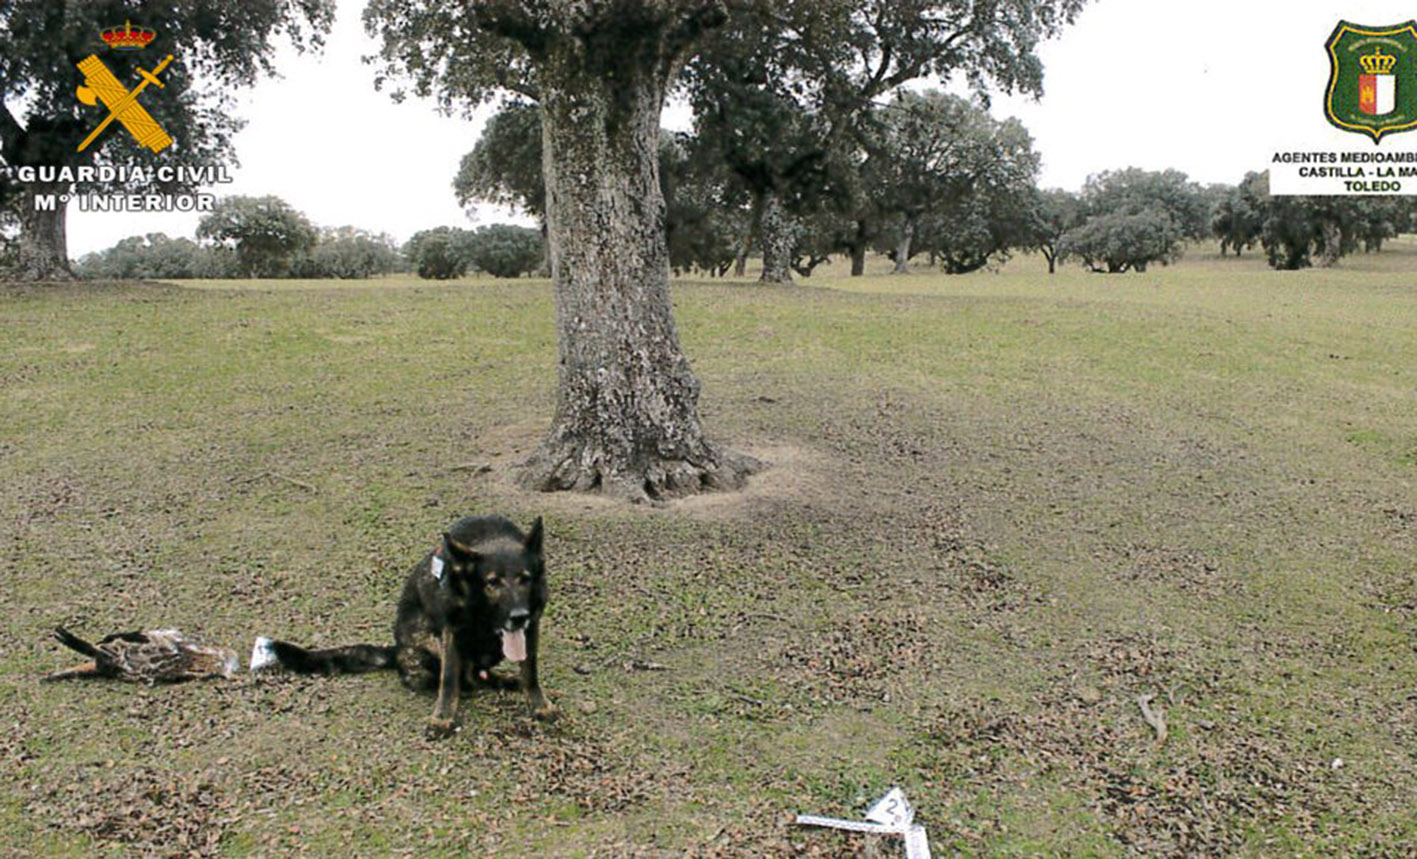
[{"left": 252, "top": 515, "right": 556, "bottom": 738}]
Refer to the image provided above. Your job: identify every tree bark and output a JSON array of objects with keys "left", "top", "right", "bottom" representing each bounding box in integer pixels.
[
  {"left": 1318, "top": 219, "right": 1342, "bottom": 268},
  {"left": 734, "top": 189, "right": 762, "bottom": 278},
  {"left": 516, "top": 29, "right": 758, "bottom": 503},
  {"left": 9, "top": 185, "right": 73, "bottom": 281},
  {"left": 849, "top": 218, "right": 869, "bottom": 276},
  {"left": 892, "top": 218, "right": 915, "bottom": 274},
  {"left": 757, "top": 190, "right": 795, "bottom": 284}
]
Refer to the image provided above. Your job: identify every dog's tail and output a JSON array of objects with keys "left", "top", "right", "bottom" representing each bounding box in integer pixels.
[{"left": 250, "top": 636, "right": 396, "bottom": 675}]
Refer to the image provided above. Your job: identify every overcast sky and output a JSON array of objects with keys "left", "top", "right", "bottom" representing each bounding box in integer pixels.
[{"left": 66, "top": 0, "right": 1417, "bottom": 256}]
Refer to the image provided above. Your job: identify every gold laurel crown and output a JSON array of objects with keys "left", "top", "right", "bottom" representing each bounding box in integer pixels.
[{"left": 1360, "top": 48, "right": 1397, "bottom": 76}]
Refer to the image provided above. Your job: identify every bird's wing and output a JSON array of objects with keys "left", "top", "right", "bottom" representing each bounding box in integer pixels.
[
  {"left": 98, "top": 630, "right": 150, "bottom": 645},
  {"left": 113, "top": 635, "right": 182, "bottom": 681}
]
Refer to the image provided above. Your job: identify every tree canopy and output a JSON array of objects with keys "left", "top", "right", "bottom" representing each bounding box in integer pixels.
[
  {"left": 454, "top": 101, "right": 545, "bottom": 222},
  {"left": 1054, "top": 168, "right": 1205, "bottom": 274},
  {"left": 1029, "top": 187, "right": 1084, "bottom": 274},
  {"left": 196, "top": 195, "right": 318, "bottom": 278},
  {"left": 864, "top": 89, "right": 1040, "bottom": 274},
  {"left": 464, "top": 223, "right": 544, "bottom": 277},
  {"left": 679, "top": 0, "right": 1089, "bottom": 282},
  {"left": 404, "top": 226, "right": 473, "bottom": 280}
]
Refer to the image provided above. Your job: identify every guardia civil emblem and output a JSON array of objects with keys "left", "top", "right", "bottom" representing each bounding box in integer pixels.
[{"left": 1325, "top": 21, "right": 1417, "bottom": 143}]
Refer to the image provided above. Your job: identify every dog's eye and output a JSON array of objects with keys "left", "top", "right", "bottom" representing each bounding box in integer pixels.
[
  {"left": 485, "top": 575, "right": 501, "bottom": 587},
  {"left": 517, "top": 571, "right": 531, "bottom": 584}
]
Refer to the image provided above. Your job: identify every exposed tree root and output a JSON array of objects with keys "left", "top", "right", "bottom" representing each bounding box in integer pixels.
[
  {"left": 2, "top": 266, "right": 75, "bottom": 283},
  {"left": 517, "top": 440, "right": 764, "bottom": 505}
]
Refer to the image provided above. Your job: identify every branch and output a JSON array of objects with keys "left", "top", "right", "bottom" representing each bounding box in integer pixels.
[
  {"left": 495, "top": 65, "right": 541, "bottom": 102},
  {"left": 874, "top": 25, "right": 971, "bottom": 97},
  {"left": 1136, "top": 693, "right": 1168, "bottom": 742},
  {"left": 665, "top": 0, "right": 729, "bottom": 56},
  {"left": 469, "top": 0, "right": 553, "bottom": 52}
]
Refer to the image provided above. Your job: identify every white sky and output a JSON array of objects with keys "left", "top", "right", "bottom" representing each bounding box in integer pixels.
[{"left": 66, "top": 0, "right": 1417, "bottom": 256}]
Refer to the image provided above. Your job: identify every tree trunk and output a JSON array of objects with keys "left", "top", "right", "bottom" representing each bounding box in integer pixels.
[
  {"left": 516, "top": 36, "right": 758, "bottom": 503},
  {"left": 9, "top": 186, "right": 73, "bottom": 281},
  {"left": 892, "top": 219, "right": 914, "bottom": 275},
  {"left": 735, "top": 190, "right": 761, "bottom": 278},
  {"left": 849, "top": 218, "right": 869, "bottom": 276},
  {"left": 1318, "top": 219, "right": 1343, "bottom": 267},
  {"left": 536, "top": 220, "right": 551, "bottom": 277},
  {"left": 758, "top": 190, "right": 794, "bottom": 284}
]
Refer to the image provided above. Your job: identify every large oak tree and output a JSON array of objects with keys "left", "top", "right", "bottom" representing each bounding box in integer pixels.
[
  {"left": 367, "top": 0, "right": 756, "bottom": 503},
  {"left": 0, "top": 0, "right": 333, "bottom": 281},
  {"left": 866, "top": 89, "right": 1040, "bottom": 274},
  {"left": 365, "top": 0, "right": 1087, "bottom": 502}
]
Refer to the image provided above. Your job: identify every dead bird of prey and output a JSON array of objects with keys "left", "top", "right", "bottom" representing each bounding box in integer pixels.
[{"left": 44, "top": 627, "right": 239, "bottom": 684}]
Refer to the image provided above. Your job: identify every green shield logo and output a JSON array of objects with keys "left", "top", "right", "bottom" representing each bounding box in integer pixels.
[{"left": 1326, "top": 21, "right": 1417, "bottom": 143}]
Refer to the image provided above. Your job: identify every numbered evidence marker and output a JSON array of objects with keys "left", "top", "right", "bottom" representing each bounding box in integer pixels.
[
  {"left": 796, "top": 787, "right": 931, "bottom": 859},
  {"left": 865, "top": 786, "right": 914, "bottom": 827}
]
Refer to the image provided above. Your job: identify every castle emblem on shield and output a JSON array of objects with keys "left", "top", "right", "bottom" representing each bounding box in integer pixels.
[{"left": 1326, "top": 21, "right": 1417, "bottom": 143}]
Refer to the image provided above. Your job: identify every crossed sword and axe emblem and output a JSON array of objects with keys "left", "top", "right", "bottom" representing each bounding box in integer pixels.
[{"left": 75, "top": 53, "right": 175, "bottom": 154}]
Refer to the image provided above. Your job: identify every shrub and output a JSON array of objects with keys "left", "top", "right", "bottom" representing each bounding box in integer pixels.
[
  {"left": 294, "top": 227, "right": 401, "bottom": 279},
  {"left": 465, "top": 224, "right": 543, "bottom": 278},
  {"left": 1058, "top": 210, "right": 1183, "bottom": 273},
  {"left": 404, "top": 227, "right": 473, "bottom": 280}
]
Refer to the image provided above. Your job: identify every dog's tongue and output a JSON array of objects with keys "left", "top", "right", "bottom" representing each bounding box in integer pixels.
[{"left": 500, "top": 629, "right": 527, "bottom": 663}]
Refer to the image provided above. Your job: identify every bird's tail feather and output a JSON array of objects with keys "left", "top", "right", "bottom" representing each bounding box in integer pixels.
[{"left": 52, "top": 627, "right": 101, "bottom": 659}]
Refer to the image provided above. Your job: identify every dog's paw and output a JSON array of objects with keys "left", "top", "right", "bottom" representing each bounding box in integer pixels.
[
  {"left": 424, "top": 717, "right": 460, "bottom": 740},
  {"left": 532, "top": 703, "right": 561, "bottom": 722}
]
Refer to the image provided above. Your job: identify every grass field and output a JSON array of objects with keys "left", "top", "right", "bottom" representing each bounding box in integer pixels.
[{"left": 1, "top": 243, "right": 1414, "bottom": 855}]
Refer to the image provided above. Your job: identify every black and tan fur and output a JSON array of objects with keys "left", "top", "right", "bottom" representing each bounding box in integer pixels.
[{"left": 256, "top": 515, "right": 556, "bottom": 737}]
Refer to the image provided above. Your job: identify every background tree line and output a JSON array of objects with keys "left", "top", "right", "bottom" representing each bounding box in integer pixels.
[
  {"left": 73, "top": 162, "right": 1417, "bottom": 283},
  {"left": 461, "top": 90, "right": 1417, "bottom": 280},
  {"left": 73, "top": 194, "right": 544, "bottom": 280},
  {"left": 13, "top": 0, "right": 1410, "bottom": 284}
]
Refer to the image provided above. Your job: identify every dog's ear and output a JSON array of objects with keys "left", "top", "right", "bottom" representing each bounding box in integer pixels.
[
  {"left": 443, "top": 532, "right": 478, "bottom": 563},
  {"left": 524, "top": 516, "right": 544, "bottom": 558}
]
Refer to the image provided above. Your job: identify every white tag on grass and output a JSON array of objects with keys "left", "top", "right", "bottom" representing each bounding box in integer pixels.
[
  {"left": 866, "top": 786, "right": 914, "bottom": 827},
  {"left": 904, "top": 825, "right": 931, "bottom": 859},
  {"left": 797, "top": 788, "right": 930, "bottom": 859}
]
